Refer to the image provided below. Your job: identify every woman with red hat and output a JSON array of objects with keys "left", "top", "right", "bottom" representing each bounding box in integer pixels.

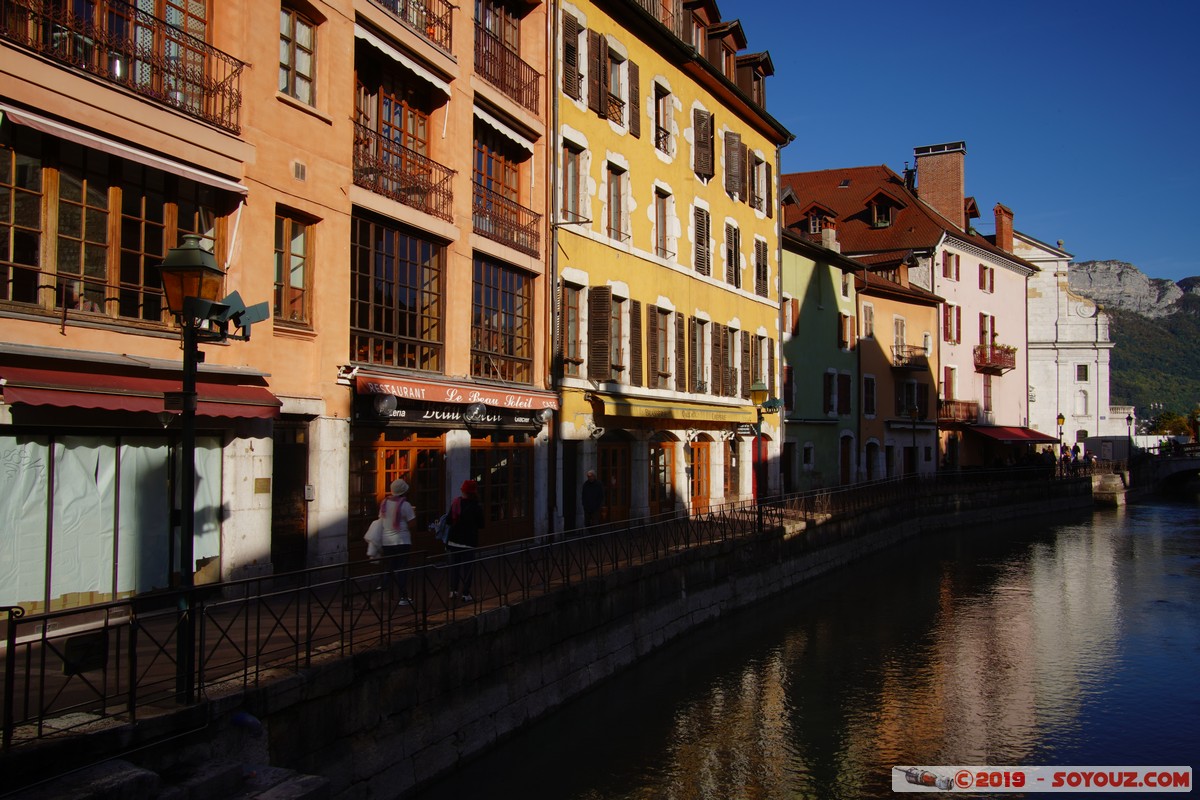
[{"left": 445, "top": 479, "right": 485, "bottom": 602}]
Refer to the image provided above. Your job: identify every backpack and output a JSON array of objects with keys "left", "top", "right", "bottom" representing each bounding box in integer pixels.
[
  {"left": 433, "top": 512, "right": 451, "bottom": 544},
  {"left": 433, "top": 497, "right": 461, "bottom": 544}
]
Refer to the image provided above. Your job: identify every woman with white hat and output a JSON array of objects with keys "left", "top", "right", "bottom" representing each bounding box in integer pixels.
[{"left": 379, "top": 478, "right": 416, "bottom": 606}]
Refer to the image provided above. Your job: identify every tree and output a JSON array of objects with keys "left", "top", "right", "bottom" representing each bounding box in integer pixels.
[{"left": 1150, "top": 411, "right": 1190, "bottom": 436}]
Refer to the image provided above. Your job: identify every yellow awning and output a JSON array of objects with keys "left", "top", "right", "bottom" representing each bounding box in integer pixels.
[{"left": 589, "top": 393, "right": 757, "bottom": 424}]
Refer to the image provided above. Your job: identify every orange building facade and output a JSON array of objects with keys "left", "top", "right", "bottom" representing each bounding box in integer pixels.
[{"left": 0, "top": 0, "right": 554, "bottom": 611}]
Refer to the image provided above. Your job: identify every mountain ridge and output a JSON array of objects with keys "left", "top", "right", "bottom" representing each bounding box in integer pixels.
[{"left": 1068, "top": 260, "right": 1200, "bottom": 416}]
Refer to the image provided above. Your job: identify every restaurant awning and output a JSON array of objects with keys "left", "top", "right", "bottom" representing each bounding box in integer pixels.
[
  {"left": 589, "top": 393, "right": 757, "bottom": 425},
  {"left": 356, "top": 373, "right": 558, "bottom": 411},
  {"left": 0, "top": 365, "right": 280, "bottom": 419},
  {"left": 965, "top": 425, "right": 1059, "bottom": 444}
]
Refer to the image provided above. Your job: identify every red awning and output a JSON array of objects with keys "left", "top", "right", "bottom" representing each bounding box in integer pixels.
[
  {"left": 966, "top": 425, "right": 1059, "bottom": 444},
  {"left": 0, "top": 365, "right": 280, "bottom": 419}
]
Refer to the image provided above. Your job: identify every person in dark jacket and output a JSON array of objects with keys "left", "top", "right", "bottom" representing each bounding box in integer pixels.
[
  {"left": 581, "top": 470, "right": 604, "bottom": 528},
  {"left": 446, "top": 479, "right": 485, "bottom": 602}
]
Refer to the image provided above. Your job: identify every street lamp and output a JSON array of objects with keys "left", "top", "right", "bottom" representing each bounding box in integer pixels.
[
  {"left": 750, "top": 380, "right": 768, "bottom": 500},
  {"left": 159, "top": 234, "right": 268, "bottom": 703},
  {"left": 1126, "top": 412, "right": 1134, "bottom": 460},
  {"left": 1056, "top": 412, "right": 1065, "bottom": 447},
  {"left": 749, "top": 381, "right": 782, "bottom": 534}
]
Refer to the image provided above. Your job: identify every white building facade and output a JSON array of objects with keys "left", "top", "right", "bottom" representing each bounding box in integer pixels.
[{"left": 1020, "top": 232, "right": 1128, "bottom": 447}]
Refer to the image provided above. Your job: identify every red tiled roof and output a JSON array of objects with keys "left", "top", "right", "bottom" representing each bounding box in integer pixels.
[{"left": 780, "top": 165, "right": 1039, "bottom": 271}]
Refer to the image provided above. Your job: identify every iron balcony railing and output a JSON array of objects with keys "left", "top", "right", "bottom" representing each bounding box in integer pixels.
[
  {"left": 973, "top": 343, "right": 1017, "bottom": 374},
  {"left": 892, "top": 343, "right": 929, "bottom": 369},
  {"left": 605, "top": 92, "right": 625, "bottom": 124},
  {"left": 374, "top": 0, "right": 453, "bottom": 52},
  {"left": 472, "top": 182, "right": 541, "bottom": 257},
  {"left": 654, "top": 124, "right": 671, "bottom": 154},
  {"left": 473, "top": 23, "right": 540, "bottom": 113},
  {"left": 0, "top": 0, "right": 244, "bottom": 133},
  {"left": 630, "top": 0, "right": 686, "bottom": 40},
  {"left": 939, "top": 399, "right": 981, "bottom": 424},
  {"left": 353, "top": 123, "right": 456, "bottom": 222},
  {"left": 1, "top": 468, "right": 1081, "bottom": 753}
]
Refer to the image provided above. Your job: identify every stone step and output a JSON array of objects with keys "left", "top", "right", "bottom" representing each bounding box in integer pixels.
[{"left": 7, "top": 759, "right": 329, "bottom": 800}]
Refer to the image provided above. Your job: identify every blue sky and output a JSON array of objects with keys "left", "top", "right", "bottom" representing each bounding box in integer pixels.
[{"left": 732, "top": 0, "right": 1200, "bottom": 283}]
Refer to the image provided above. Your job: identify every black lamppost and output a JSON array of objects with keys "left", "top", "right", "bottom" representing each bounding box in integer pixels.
[
  {"left": 1126, "top": 412, "right": 1134, "bottom": 460},
  {"left": 160, "top": 234, "right": 268, "bottom": 703},
  {"left": 1056, "top": 412, "right": 1065, "bottom": 448},
  {"left": 749, "top": 381, "right": 781, "bottom": 534}
]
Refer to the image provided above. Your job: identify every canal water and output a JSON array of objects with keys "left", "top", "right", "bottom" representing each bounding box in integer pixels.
[{"left": 410, "top": 499, "right": 1200, "bottom": 799}]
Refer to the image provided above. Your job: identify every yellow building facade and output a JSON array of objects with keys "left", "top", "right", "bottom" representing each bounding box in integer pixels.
[{"left": 551, "top": 0, "right": 791, "bottom": 527}]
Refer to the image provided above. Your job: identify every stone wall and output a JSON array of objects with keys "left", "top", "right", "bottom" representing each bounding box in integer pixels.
[{"left": 11, "top": 479, "right": 1093, "bottom": 799}]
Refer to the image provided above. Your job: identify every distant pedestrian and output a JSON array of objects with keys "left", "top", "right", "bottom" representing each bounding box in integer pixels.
[
  {"left": 380, "top": 479, "right": 416, "bottom": 606},
  {"left": 582, "top": 470, "right": 604, "bottom": 527},
  {"left": 445, "top": 479, "right": 485, "bottom": 603}
]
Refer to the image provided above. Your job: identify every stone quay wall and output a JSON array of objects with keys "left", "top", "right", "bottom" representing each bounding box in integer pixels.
[{"left": 16, "top": 478, "right": 1094, "bottom": 799}]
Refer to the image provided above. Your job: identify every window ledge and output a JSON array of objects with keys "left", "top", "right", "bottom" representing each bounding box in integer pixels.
[{"left": 275, "top": 92, "right": 333, "bottom": 125}]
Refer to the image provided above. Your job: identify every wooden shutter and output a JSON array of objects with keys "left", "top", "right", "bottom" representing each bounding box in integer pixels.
[
  {"left": 741, "top": 330, "right": 751, "bottom": 399},
  {"left": 646, "top": 304, "right": 659, "bottom": 389},
  {"left": 755, "top": 239, "right": 768, "bottom": 296},
  {"left": 768, "top": 342, "right": 775, "bottom": 396},
  {"left": 765, "top": 162, "right": 773, "bottom": 218},
  {"left": 693, "top": 109, "right": 713, "bottom": 178},
  {"left": 955, "top": 307, "right": 961, "bottom": 343},
  {"left": 943, "top": 305, "right": 951, "bottom": 342},
  {"left": 724, "top": 131, "right": 742, "bottom": 195},
  {"left": 587, "top": 286, "right": 611, "bottom": 381},
  {"left": 563, "top": 16, "right": 581, "bottom": 100},
  {"left": 675, "top": 312, "right": 687, "bottom": 392},
  {"left": 629, "top": 299, "right": 643, "bottom": 387},
  {"left": 918, "top": 383, "right": 930, "bottom": 419},
  {"left": 943, "top": 366, "right": 954, "bottom": 400},
  {"left": 823, "top": 373, "right": 835, "bottom": 414},
  {"left": 783, "top": 364, "right": 792, "bottom": 411},
  {"left": 588, "top": 31, "right": 605, "bottom": 116},
  {"left": 628, "top": 61, "right": 641, "bottom": 137},
  {"left": 790, "top": 298, "right": 800, "bottom": 335},
  {"left": 711, "top": 322, "right": 724, "bottom": 395},
  {"left": 694, "top": 207, "right": 710, "bottom": 275},
  {"left": 849, "top": 315, "right": 857, "bottom": 351},
  {"left": 725, "top": 224, "right": 738, "bottom": 285},
  {"left": 838, "top": 374, "right": 851, "bottom": 415},
  {"left": 894, "top": 382, "right": 905, "bottom": 416},
  {"left": 741, "top": 143, "right": 750, "bottom": 204},
  {"left": 688, "top": 316, "right": 698, "bottom": 392}
]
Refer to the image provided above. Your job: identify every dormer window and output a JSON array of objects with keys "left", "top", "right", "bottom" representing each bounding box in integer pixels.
[
  {"left": 691, "top": 14, "right": 705, "bottom": 50},
  {"left": 864, "top": 191, "right": 904, "bottom": 229},
  {"left": 808, "top": 213, "right": 824, "bottom": 235}
]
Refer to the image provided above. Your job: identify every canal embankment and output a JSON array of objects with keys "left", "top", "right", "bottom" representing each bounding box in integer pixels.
[{"left": 6, "top": 475, "right": 1094, "bottom": 800}]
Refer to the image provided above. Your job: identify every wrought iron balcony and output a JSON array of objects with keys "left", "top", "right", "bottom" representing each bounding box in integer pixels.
[
  {"left": 472, "top": 182, "right": 541, "bottom": 258},
  {"left": 631, "top": 0, "right": 687, "bottom": 40},
  {"left": 939, "top": 399, "right": 981, "bottom": 424},
  {"left": 892, "top": 343, "right": 929, "bottom": 369},
  {"left": 654, "top": 124, "right": 671, "bottom": 154},
  {"left": 375, "top": 0, "right": 453, "bottom": 52},
  {"left": 353, "top": 123, "right": 455, "bottom": 222},
  {"left": 0, "top": 0, "right": 244, "bottom": 133},
  {"left": 474, "top": 23, "right": 540, "bottom": 113},
  {"left": 605, "top": 92, "right": 625, "bottom": 124},
  {"left": 974, "top": 343, "right": 1017, "bottom": 375}
]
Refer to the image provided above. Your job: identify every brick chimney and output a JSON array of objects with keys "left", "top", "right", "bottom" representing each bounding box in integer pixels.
[
  {"left": 914, "top": 142, "right": 966, "bottom": 230},
  {"left": 994, "top": 203, "right": 1014, "bottom": 252}
]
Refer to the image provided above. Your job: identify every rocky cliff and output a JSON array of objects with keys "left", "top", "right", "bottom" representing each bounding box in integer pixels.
[{"left": 1069, "top": 260, "right": 1199, "bottom": 318}]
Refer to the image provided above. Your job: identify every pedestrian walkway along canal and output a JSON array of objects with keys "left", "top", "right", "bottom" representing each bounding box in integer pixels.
[{"left": 411, "top": 499, "right": 1200, "bottom": 799}]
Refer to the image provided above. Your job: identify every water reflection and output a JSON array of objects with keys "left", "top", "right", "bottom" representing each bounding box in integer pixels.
[{"left": 411, "top": 502, "right": 1199, "bottom": 800}]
